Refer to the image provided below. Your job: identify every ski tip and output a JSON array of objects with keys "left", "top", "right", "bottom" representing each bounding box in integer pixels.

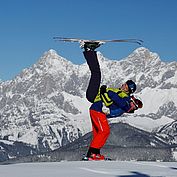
[{"left": 137, "top": 40, "right": 144, "bottom": 45}]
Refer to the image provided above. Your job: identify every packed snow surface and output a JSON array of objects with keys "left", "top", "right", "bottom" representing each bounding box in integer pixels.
[{"left": 0, "top": 161, "right": 177, "bottom": 177}]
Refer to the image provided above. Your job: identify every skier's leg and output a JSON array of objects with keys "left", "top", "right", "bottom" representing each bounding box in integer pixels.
[
  {"left": 83, "top": 51, "right": 101, "bottom": 103},
  {"left": 86, "top": 111, "right": 100, "bottom": 157},
  {"left": 89, "top": 110, "right": 110, "bottom": 149},
  {"left": 85, "top": 110, "right": 110, "bottom": 159},
  {"left": 85, "top": 109, "right": 110, "bottom": 158}
]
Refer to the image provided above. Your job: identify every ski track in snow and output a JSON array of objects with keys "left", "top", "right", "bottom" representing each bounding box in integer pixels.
[{"left": 0, "top": 161, "right": 177, "bottom": 177}]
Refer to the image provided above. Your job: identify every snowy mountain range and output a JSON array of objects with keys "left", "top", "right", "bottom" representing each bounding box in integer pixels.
[{"left": 0, "top": 47, "right": 177, "bottom": 159}]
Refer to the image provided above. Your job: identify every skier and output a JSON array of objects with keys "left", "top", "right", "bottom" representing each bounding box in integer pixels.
[{"left": 82, "top": 42, "right": 143, "bottom": 161}]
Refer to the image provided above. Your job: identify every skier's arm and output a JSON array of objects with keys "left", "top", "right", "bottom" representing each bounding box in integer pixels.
[
  {"left": 107, "top": 108, "right": 125, "bottom": 118},
  {"left": 107, "top": 91, "right": 131, "bottom": 112}
]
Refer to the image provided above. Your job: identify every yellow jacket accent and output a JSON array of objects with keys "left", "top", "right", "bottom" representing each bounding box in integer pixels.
[{"left": 94, "top": 87, "right": 129, "bottom": 107}]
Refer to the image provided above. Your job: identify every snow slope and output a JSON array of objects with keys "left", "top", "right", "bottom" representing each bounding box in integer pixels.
[{"left": 0, "top": 161, "right": 177, "bottom": 177}]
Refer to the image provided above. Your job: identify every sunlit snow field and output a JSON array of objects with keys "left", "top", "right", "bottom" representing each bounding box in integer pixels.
[{"left": 0, "top": 161, "right": 177, "bottom": 177}]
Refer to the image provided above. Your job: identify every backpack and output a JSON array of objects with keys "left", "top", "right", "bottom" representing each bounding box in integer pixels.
[{"left": 94, "top": 86, "right": 129, "bottom": 107}]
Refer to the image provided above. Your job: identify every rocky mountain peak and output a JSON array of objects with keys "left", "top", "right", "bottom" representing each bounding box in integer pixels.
[
  {"left": 37, "top": 49, "right": 72, "bottom": 69},
  {"left": 126, "top": 47, "right": 161, "bottom": 67}
]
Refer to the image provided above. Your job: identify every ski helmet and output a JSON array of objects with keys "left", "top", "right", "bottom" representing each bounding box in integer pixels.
[{"left": 126, "top": 80, "right": 136, "bottom": 94}]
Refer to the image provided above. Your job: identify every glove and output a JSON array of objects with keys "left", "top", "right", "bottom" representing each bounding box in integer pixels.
[
  {"left": 131, "top": 95, "right": 143, "bottom": 108},
  {"left": 102, "top": 103, "right": 110, "bottom": 115},
  {"left": 100, "top": 85, "right": 107, "bottom": 94},
  {"left": 127, "top": 101, "right": 137, "bottom": 113}
]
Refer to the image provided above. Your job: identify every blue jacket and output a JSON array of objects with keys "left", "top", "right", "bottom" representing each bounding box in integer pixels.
[{"left": 90, "top": 90, "right": 131, "bottom": 118}]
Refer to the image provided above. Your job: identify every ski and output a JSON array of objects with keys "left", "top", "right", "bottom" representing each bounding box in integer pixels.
[
  {"left": 104, "top": 157, "right": 112, "bottom": 161},
  {"left": 82, "top": 157, "right": 112, "bottom": 161},
  {"left": 53, "top": 37, "right": 143, "bottom": 45},
  {"left": 82, "top": 155, "right": 112, "bottom": 161}
]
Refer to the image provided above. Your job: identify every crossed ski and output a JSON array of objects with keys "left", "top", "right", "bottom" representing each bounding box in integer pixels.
[{"left": 53, "top": 37, "right": 143, "bottom": 45}]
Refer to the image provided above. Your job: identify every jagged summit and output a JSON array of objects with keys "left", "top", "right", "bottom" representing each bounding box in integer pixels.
[
  {"left": 38, "top": 49, "right": 71, "bottom": 66},
  {"left": 127, "top": 47, "right": 161, "bottom": 64},
  {"left": 47, "top": 49, "right": 58, "bottom": 54},
  {"left": 42, "top": 49, "right": 58, "bottom": 57}
]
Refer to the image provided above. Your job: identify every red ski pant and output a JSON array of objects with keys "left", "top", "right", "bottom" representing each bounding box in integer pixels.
[{"left": 89, "top": 110, "right": 110, "bottom": 149}]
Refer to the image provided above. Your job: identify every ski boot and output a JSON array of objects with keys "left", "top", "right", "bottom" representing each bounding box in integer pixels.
[
  {"left": 80, "top": 41, "right": 102, "bottom": 51},
  {"left": 82, "top": 153, "right": 105, "bottom": 161}
]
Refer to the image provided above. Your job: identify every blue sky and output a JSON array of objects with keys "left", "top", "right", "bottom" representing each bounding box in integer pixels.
[{"left": 0, "top": 0, "right": 177, "bottom": 81}]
